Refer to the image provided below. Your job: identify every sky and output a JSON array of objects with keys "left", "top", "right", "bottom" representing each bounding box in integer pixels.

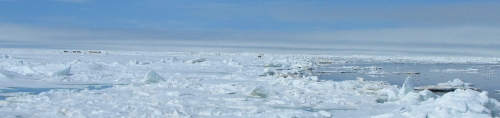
[{"left": 1, "top": 0, "right": 500, "bottom": 57}]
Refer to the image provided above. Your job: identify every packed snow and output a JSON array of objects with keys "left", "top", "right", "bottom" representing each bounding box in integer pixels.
[{"left": 0, "top": 48, "right": 500, "bottom": 117}]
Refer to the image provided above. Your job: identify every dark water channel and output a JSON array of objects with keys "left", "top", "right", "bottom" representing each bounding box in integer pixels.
[{"left": 316, "top": 62, "right": 500, "bottom": 100}]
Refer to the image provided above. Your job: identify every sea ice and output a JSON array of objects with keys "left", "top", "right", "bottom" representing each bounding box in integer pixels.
[
  {"left": 399, "top": 76, "right": 414, "bottom": 95},
  {"left": 142, "top": 70, "right": 164, "bottom": 84},
  {"left": 318, "top": 110, "right": 332, "bottom": 117},
  {"left": 261, "top": 68, "right": 275, "bottom": 76},
  {"left": 7, "top": 66, "right": 37, "bottom": 76},
  {"left": 129, "top": 60, "right": 139, "bottom": 65},
  {"left": 32, "top": 64, "right": 71, "bottom": 76},
  {"left": 400, "top": 89, "right": 499, "bottom": 117},
  {"left": 437, "top": 78, "right": 472, "bottom": 87},
  {"left": 186, "top": 58, "right": 206, "bottom": 64},
  {"left": 415, "top": 78, "right": 479, "bottom": 91},
  {"left": 419, "top": 89, "right": 437, "bottom": 101},
  {"left": 0, "top": 49, "right": 499, "bottom": 117},
  {"left": 263, "top": 63, "right": 282, "bottom": 67},
  {"left": 171, "top": 57, "right": 178, "bottom": 62},
  {"left": 248, "top": 86, "right": 271, "bottom": 98}
]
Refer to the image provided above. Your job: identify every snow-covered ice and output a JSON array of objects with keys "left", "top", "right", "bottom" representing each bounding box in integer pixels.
[
  {"left": 0, "top": 48, "right": 500, "bottom": 117},
  {"left": 142, "top": 70, "right": 164, "bottom": 84},
  {"left": 399, "top": 76, "right": 414, "bottom": 95},
  {"left": 32, "top": 64, "right": 72, "bottom": 77},
  {"left": 186, "top": 58, "right": 206, "bottom": 64},
  {"left": 415, "top": 78, "right": 480, "bottom": 92}
]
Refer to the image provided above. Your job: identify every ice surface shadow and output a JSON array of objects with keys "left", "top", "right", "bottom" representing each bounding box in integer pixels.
[{"left": 0, "top": 85, "right": 113, "bottom": 100}]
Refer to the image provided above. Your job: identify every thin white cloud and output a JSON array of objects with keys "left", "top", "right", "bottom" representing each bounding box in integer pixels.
[
  {"left": 52, "top": 0, "right": 89, "bottom": 3},
  {"left": 1, "top": 24, "right": 499, "bottom": 57},
  {"left": 268, "top": 2, "right": 500, "bottom": 26}
]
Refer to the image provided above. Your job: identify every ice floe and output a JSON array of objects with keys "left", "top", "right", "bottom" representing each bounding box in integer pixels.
[
  {"left": 263, "top": 63, "right": 283, "bottom": 67},
  {"left": 431, "top": 68, "right": 480, "bottom": 73},
  {"left": 415, "top": 78, "right": 480, "bottom": 92},
  {"left": 186, "top": 58, "right": 206, "bottom": 64}
]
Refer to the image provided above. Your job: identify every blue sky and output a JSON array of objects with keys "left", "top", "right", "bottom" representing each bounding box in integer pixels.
[{"left": 1, "top": 0, "right": 500, "bottom": 56}]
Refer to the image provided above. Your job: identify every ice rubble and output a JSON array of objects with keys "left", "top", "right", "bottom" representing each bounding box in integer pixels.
[
  {"left": 399, "top": 76, "right": 414, "bottom": 95},
  {"left": 261, "top": 68, "right": 275, "bottom": 76},
  {"left": 129, "top": 60, "right": 150, "bottom": 65},
  {"left": 263, "top": 63, "right": 282, "bottom": 67},
  {"left": 141, "top": 70, "right": 164, "bottom": 84},
  {"left": 3, "top": 64, "right": 71, "bottom": 77},
  {"left": 32, "top": 64, "right": 71, "bottom": 76},
  {"left": 0, "top": 49, "right": 500, "bottom": 117},
  {"left": 222, "top": 59, "right": 241, "bottom": 67},
  {"left": 376, "top": 89, "right": 500, "bottom": 118},
  {"left": 415, "top": 78, "right": 480, "bottom": 91},
  {"left": 2, "top": 54, "right": 9, "bottom": 59},
  {"left": 247, "top": 86, "right": 271, "bottom": 98},
  {"left": 186, "top": 58, "right": 206, "bottom": 64},
  {"left": 431, "top": 68, "right": 480, "bottom": 73},
  {"left": 438, "top": 78, "right": 473, "bottom": 87},
  {"left": 7, "top": 66, "right": 37, "bottom": 76},
  {"left": 171, "top": 57, "right": 178, "bottom": 62},
  {"left": 372, "top": 76, "right": 500, "bottom": 117}
]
